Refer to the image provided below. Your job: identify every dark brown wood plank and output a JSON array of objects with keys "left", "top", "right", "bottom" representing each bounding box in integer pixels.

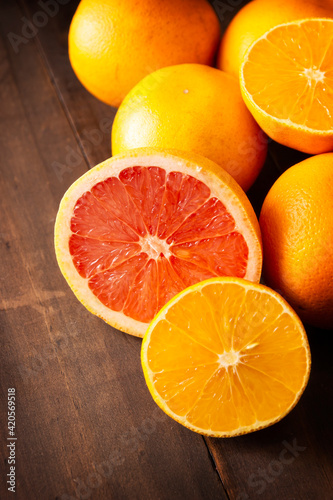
[
  {"left": 20, "top": 0, "right": 115, "bottom": 167},
  {"left": 0, "top": 2, "right": 226, "bottom": 499},
  {"left": 7, "top": 1, "right": 333, "bottom": 500}
]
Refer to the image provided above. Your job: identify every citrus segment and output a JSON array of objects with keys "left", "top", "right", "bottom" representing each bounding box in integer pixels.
[
  {"left": 70, "top": 191, "right": 139, "bottom": 242},
  {"left": 141, "top": 278, "right": 311, "bottom": 436},
  {"left": 240, "top": 19, "right": 333, "bottom": 153},
  {"left": 118, "top": 166, "right": 166, "bottom": 237},
  {"left": 55, "top": 149, "right": 262, "bottom": 337},
  {"left": 88, "top": 254, "right": 149, "bottom": 312},
  {"left": 156, "top": 171, "right": 210, "bottom": 240},
  {"left": 167, "top": 197, "right": 235, "bottom": 244},
  {"left": 91, "top": 177, "right": 147, "bottom": 237},
  {"left": 168, "top": 257, "right": 217, "bottom": 288},
  {"left": 171, "top": 234, "right": 248, "bottom": 277},
  {"left": 69, "top": 235, "right": 141, "bottom": 278}
]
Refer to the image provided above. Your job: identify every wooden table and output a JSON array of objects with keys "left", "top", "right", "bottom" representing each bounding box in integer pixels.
[{"left": 1, "top": 1, "right": 332, "bottom": 498}]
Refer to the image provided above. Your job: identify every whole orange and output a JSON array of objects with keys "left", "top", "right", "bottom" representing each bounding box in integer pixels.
[
  {"left": 218, "top": 0, "right": 333, "bottom": 78},
  {"left": 260, "top": 153, "right": 333, "bottom": 329},
  {"left": 68, "top": 0, "right": 220, "bottom": 108},
  {"left": 112, "top": 64, "right": 267, "bottom": 191}
]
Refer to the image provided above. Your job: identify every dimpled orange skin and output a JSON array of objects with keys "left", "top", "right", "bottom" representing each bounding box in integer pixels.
[
  {"left": 218, "top": 0, "right": 333, "bottom": 78},
  {"left": 68, "top": 0, "right": 220, "bottom": 108},
  {"left": 260, "top": 153, "right": 333, "bottom": 330},
  {"left": 112, "top": 64, "right": 267, "bottom": 192}
]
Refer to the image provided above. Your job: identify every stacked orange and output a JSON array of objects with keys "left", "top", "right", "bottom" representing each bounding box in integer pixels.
[{"left": 68, "top": 0, "right": 220, "bottom": 107}]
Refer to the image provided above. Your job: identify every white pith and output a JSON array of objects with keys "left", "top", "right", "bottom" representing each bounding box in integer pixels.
[
  {"left": 140, "top": 234, "right": 171, "bottom": 259},
  {"left": 218, "top": 350, "right": 240, "bottom": 368},
  {"left": 303, "top": 66, "right": 325, "bottom": 85}
]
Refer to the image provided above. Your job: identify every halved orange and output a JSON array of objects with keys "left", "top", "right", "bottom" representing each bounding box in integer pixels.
[
  {"left": 55, "top": 149, "right": 262, "bottom": 337},
  {"left": 240, "top": 18, "right": 333, "bottom": 154},
  {"left": 141, "top": 277, "right": 311, "bottom": 437}
]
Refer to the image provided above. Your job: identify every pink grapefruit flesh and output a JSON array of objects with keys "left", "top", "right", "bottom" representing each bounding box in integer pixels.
[
  {"left": 55, "top": 149, "right": 262, "bottom": 337},
  {"left": 69, "top": 166, "right": 248, "bottom": 323}
]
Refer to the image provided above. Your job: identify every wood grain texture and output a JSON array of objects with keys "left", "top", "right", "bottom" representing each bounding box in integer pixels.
[
  {"left": 1, "top": 1, "right": 333, "bottom": 499},
  {"left": 0, "top": 1, "right": 226, "bottom": 499}
]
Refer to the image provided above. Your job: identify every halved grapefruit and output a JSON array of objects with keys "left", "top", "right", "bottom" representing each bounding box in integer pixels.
[{"left": 55, "top": 149, "right": 262, "bottom": 337}]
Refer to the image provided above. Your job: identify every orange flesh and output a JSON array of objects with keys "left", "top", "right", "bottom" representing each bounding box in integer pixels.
[
  {"left": 69, "top": 166, "right": 249, "bottom": 323},
  {"left": 146, "top": 282, "right": 309, "bottom": 433},
  {"left": 243, "top": 19, "right": 333, "bottom": 130}
]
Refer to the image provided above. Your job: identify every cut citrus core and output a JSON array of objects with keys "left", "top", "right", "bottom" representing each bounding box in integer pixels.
[
  {"left": 240, "top": 18, "right": 333, "bottom": 154},
  {"left": 141, "top": 277, "right": 311, "bottom": 437},
  {"left": 55, "top": 149, "right": 262, "bottom": 337}
]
